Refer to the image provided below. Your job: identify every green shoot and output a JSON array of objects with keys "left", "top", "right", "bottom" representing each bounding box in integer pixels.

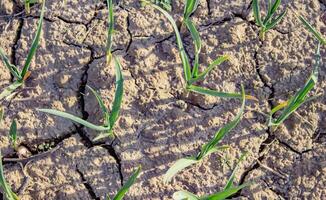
[
  {"left": 252, "top": 0, "right": 287, "bottom": 40},
  {"left": 24, "top": 0, "right": 40, "bottom": 14},
  {"left": 9, "top": 120, "right": 17, "bottom": 150},
  {"left": 0, "top": 107, "right": 3, "bottom": 123},
  {"left": 269, "top": 43, "right": 321, "bottom": 127},
  {"left": 106, "top": 0, "right": 114, "bottom": 64},
  {"left": 0, "top": 0, "right": 45, "bottom": 101},
  {"left": 0, "top": 152, "right": 19, "bottom": 200},
  {"left": 140, "top": 0, "right": 256, "bottom": 101},
  {"left": 164, "top": 86, "right": 246, "bottom": 183},
  {"left": 172, "top": 153, "right": 251, "bottom": 200},
  {"left": 37, "top": 58, "right": 123, "bottom": 140},
  {"left": 107, "top": 166, "right": 141, "bottom": 200},
  {"left": 297, "top": 15, "right": 326, "bottom": 45}
]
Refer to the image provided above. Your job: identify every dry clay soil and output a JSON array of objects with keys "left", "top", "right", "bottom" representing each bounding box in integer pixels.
[{"left": 0, "top": 0, "right": 326, "bottom": 199}]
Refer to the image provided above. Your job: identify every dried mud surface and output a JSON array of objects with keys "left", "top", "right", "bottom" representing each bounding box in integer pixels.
[{"left": 0, "top": 0, "right": 325, "bottom": 199}]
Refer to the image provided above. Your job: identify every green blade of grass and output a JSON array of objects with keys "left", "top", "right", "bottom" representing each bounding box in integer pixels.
[
  {"left": 0, "top": 107, "right": 4, "bottom": 123},
  {"left": 86, "top": 85, "right": 110, "bottom": 126},
  {"left": 0, "top": 151, "right": 19, "bottom": 200},
  {"left": 184, "top": 19, "right": 201, "bottom": 78},
  {"left": 183, "top": 0, "right": 199, "bottom": 19},
  {"left": 269, "top": 43, "right": 321, "bottom": 126},
  {"left": 263, "top": 0, "right": 281, "bottom": 24},
  {"left": 9, "top": 120, "right": 17, "bottom": 150},
  {"left": 173, "top": 190, "right": 199, "bottom": 200},
  {"left": 265, "top": 8, "right": 287, "bottom": 30},
  {"left": 187, "top": 85, "right": 257, "bottom": 101},
  {"left": 108, "top": 57, "right": 124, "bottom": 130},
  {"left": 20, "top": 0, "right": 46, "bottom": 78},
  {"left": 37, "top": 109, "right": 110, "bottom": 131},
  {"left": 106, "top": 0, "right": 114, "bottom": 64},
  {"left": 0, "top": 81, "right": 23, "bottom": 101},
  {"left": 298, "top": 15, "right": 326, "bottom": 45},
  {"left": 201, "top": 182, "right": 251, "bottom": 200},
  {"left": 112, "top": 166, "right": 141, "bottom": 200},
  {"left": 224, "top": 152, "right": 247, "bottom": 190},
  {"left": 196, "top": 86, "right": 245, "bottom": 160},
  {"left": 253, "top": 0, "right": 263, "bottom": 26},
  {"left": 164, "top": 157, "right": 198, "bottom": 184},
  {"left": 141, "top": 0, "right": 192, "bottom": 84},
  {"left": 0, "top": 48, "right": 21, "bottom": 80},
  {"left": 191, "top": 55, "right": 229, "bottom": 83}
]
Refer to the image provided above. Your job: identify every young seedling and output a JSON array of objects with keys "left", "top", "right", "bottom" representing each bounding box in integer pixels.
[
  {"left": 164, "top": 86, "right": 246, "bottom": 183},
  {"left": 297, "top": 15, "right": 326, "bottom": 45},
  {"left": 252, "top": 0, "right": 287, "bottom": 40},
  {"left": 9, "top": 120, "right": 18, "bottom": 150},
  {"left": 172, "top": 153, "right": 251, "bottom": 200},
  {"left": 268, "top": 43, "right": 321, "bottom": 127},
  {"left": 0, "top": 152, "right": 19, "bottom": 200},
  {"left": 0, "top": 0, "right": 45, "bottom": 101},
  {"left": 38, "top": 60, "right": 123, "bottom": 141},
  {"left": 140, "top": 0, "right": 256, "bottom": 101},
  {"left": 107, "top": 166, "right": 141, "bottom": 200}
]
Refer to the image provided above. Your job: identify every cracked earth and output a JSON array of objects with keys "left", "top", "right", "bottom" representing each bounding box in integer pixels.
[{"left": 0, "top": 0, "right": 325, "bottom": 199}]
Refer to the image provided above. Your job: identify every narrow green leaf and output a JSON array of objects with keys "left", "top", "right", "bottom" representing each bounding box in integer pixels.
[
  {"left": 201, "top": 183, "right": 251, "bottom": 200},
  {"left": 20, "top": 0, "right": 46, "bottom": 78},
  {"left": 270, "top": 0, "right": 281, "bottom": 15},
  {"left": 9, "top": 120, "right": 17, "bottom": 149},
  {"left": 106, "top": 0, "right": 114, "bottom": 64},
  {"left": 0, "top": 48, "right": 21, "bottom": 80},
  {"left": 173, "top": 190, "right": 199, "bottom": 200},
  {"left": 269, "top": 43, "right": 321, "bottom": 126},
  {"left": 187, "top": 85, "right": 242, "bottom": 99},
  {"left": 164, "top": 157, "right": 198, "bottom": 183},
  {"left": 0, "top": 107, "right": 4, "bottom": 124},
  {"left": 252, "top": 0, "right": 263, "bottom": 26},
  {"left": 299, "top": 15, "right": 326, "bottom": 45},
  {"left": 86, "top": 85, "right": 110, "bottom": 126},
  {"left": 192, "top": 55, "right": 229, "bottom": 83},
  {"left": 37, "top": 109, "right": 110, "bottom": 131},
  {"left": 224, "top": 152, "right": 247, "bottom": 190},
  {"left": 0, "top": 80, "right": 23, "bottom": 101},
  {"left": 183, "top": 0, "right": 199, "bottom": 19},
  {"left": 196, "top": 86, "right": 245, "bottom": 160},
  {"left": 265, "top": 8, "right": 287, "bottom": 31},
  {"left": 184, "top": 19, "right": 201, "bottom": 78},
  {"left": 108, "top": 57, "right": 124, "bottom": 130},
  {"left": 113, "top": 166, "right": 141, "bottom": 200},
  {"left": 0, "top": 151, "right": 19, "bottom": 200},
  {"left": 142, "top": 0, "right": 192, "bottom": 84}
]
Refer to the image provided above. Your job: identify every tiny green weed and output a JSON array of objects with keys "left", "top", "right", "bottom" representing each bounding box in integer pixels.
[
  {"left": 140, "top": 0, "right": 256, "bottom": 101},
  {"left": 252, "top": 0, "right": 287, "bottom": 40},
  {"left": 172, "top": 153, "right": 251, "bottom": 200},
  {"left": 164, "top": 86, "right": 246, "bottom": 183},
  {"left": 268, "top": 43, "right": 321, "bottom": 127},
  {"left": 0, "top": 0, "right": 45, "bottom": 101},
  {"left": 0, "top": 152, "right": 19, "bottom": 200},
  {"left": 107, "top": 166, "right": 141, "bottom": 200}
]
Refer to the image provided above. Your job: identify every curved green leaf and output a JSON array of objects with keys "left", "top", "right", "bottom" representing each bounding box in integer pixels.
[
  {"left": 184, "top": 0, "right": 200, "bottom": 19},
  {"left": 0, "top": 151, "right": 19, "bottom": 200},
  {"left": 201, "top": 183, "right": 251, "bottom": 200},
  {"left": 113, "top": 166, "right": 141, "bottom": 200},
  {"left": 299, "top": 15, "right": 326, "bottom": 45},
  {"left": 265, "top": 8, "right": 287, "bottom": 30},
  {"left": 0, "top": 48, "right": 21, "bottom": 80},
  {"left": 173, "top": 190, "right": 199, "bottom": 200},
  {"left": 21, "top": 0, "right": 46, "bottom": 78},
  {"left": 164, "top": 157, "right": 198, "bottom": 184},
  {"left": 0, "top": 81, "right": 23, "bottom": 101},
  {"left": 37, "top": 109, "right": 110, "bottom": 131},
  {"left": 253, "top": 0, "right": 263, "bottom": 26}
]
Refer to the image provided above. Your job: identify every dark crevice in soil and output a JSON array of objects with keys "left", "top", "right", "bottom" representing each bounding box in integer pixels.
[
  {"left": 102, "top": 144, "right": 124, "bottom": 186},
  {"left": 125, "top": 14, "right": 133, "bottom": 52},
  {"left": 10, "top": 14, "right": 24, "bottom": 82},
  {"left": 206, "top": 0, "right": 211, "bottom": 15},
  {"left": 76, "top": 168, "right": 100, "bottom": 200},
  {"left": 277, "top": 139, "right": 301, "bottom": 155}
]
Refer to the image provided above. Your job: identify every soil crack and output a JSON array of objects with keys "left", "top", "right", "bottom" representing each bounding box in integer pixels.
[{"left": 76, "top": 168, "right": 100, "bottom": 200}]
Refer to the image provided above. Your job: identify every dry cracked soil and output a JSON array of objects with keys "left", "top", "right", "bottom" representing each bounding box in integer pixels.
[{"left": 0, "top": 0, "right": 326, "bottom": 199}]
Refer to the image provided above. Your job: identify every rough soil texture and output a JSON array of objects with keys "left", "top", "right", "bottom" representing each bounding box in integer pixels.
[{"left": 0, "top": 0, "right": 325, "bottom": 199}]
